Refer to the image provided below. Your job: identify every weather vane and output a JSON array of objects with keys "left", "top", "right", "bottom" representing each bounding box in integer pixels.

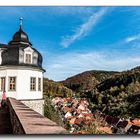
[{"left": 20, "top": 17, "right": 23, "bottom": 26}]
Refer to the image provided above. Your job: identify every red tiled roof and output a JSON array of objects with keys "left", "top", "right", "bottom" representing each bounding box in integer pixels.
[
  {"left": 63, "top": 107, "right": 73, "bottom": 112},
  {"left": 69, "top": 117, "right": 77, "bottom": 125},
  {"left": 71, "top": 131, "right": 81, "bottom": 134},
  {"left": 129, "top": 118, "right": 140, "bottom": 127},
  {"left": 83, "top": 113, "right": 93, "bottom": 117},
  {"left": 74, "top": 118, "right": 84, "bottom": 125},
  {"left": 97, "top": 127, "right": 112, "bottom": 134}
]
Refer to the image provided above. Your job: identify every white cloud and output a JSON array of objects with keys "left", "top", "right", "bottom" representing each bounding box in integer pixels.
[
  {"left": 45, "top": 51, "right": 140, "bottom": 81},
  {"left": 60, "top": 7, "right": 108, "bottom": 48},
  {"left": 125, "top": 34, "right": 140, "bottom": 43}
]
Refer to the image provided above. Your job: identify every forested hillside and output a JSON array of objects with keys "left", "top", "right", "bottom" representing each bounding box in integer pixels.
[
  {"left": 60, "top": 67, "right": 140, "bottom": 118},
  {"left": 61, "top": 70, "right": 118, "bottom": 93},
  {"left": 43, "top": 78, "right": 73, "bottom": 98}
]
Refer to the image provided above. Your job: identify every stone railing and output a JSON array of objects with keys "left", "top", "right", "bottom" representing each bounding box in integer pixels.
[{"left": 7, "top": 98, "right": 68, "bottom": 134}]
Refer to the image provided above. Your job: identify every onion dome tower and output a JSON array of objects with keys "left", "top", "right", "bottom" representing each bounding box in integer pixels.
[
  {"left": 0, "top": 18, "right": 45, "bottom": 115},
  {"left": 9, "top": 18, "right": 32, "bottom": 46}
]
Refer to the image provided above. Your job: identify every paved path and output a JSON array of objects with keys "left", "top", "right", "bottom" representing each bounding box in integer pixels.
[{"left": 0, "top": 106, "right": 12, "bottom": 134}]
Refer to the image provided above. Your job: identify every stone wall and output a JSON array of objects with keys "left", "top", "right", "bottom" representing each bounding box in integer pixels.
[
  {"left": 7, "top": 98, "right": 25, "bottom": 134},
  {"left": 21, "top": 99, "right": 44, "bottom": 115},
  {"left": 7, "top": 97, "right": 68, "bottom": 134}
]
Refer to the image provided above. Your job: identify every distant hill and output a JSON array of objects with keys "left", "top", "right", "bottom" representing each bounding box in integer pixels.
[
  {"left": 61, "top": 70, "right": 119, "bottom": 93},
  {"left": 93, "top": 66, "right": 140, "bottom": 118},
  {"left": 43, "top": 78, "right": 73, "bottom": 98},
  {"left": 60, "top": 66, "right": 140, "bottom": 118},
  {"left": 96, "top": 66, "right": 140, "bottom": 94}
]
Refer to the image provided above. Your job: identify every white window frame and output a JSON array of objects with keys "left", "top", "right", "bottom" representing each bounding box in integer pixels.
[
  {"left": 38, "top": 78, "right": 41, "bottom": 91},
  {"left": 0, "top": 77, "right": 6, "bottom": 91},
  {"left": 9, "top": 77, "right": 16, "bottom": 91},
  {"left": 30, "top": 77, "right": 36, "bottom": 91},
  {"left": 25, "top": 53, "right": 32, "bottom": 64},
  {"left": 24, "top": 47, "right": 34, "bottom": 64},
  {"left": 33, "top": 52, "right": 38, "bottom": 65}
]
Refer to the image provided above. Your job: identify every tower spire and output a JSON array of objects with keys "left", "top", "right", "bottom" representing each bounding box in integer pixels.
[{"left": 20, "top": 17, "right": 23, "bottom": 28}]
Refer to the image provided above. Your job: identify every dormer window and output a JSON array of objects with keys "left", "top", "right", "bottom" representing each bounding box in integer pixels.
[{"left": 25, "top": 54, "right": 31, "bottom": 64}]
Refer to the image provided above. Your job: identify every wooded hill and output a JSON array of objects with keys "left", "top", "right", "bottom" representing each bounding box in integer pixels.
[
  {"left": 43, "top": 78, "right": 73, "bottom": 98},
  {"left": 61, "top": 70, "right": 118, "bottom": 93},
  {"left": 60, "top": 66, "right": 140, "bottom": 118}
]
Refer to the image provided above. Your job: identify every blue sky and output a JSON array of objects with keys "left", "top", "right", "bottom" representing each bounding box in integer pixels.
[{"left": 1, "top": 6, "right": 140, "bottom": 81}]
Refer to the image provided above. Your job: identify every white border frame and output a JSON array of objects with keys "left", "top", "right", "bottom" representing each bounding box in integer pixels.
[{"left": 0, "top": 0, "right": 140, "bottom": 6}]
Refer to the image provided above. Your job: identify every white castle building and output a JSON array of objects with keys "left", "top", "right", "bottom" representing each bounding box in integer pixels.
[{"left": 0, "top": 18, "right": 45, "bottom": 115}]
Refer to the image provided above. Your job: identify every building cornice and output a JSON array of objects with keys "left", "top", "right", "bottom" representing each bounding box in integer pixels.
[{"left": 0, "top": 65, "right": 46, "bottom": 73}]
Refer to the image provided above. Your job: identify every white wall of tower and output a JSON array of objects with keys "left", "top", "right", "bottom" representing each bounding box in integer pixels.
[{"left": 0, "top": 66, "right": 43, "bottom": 100}]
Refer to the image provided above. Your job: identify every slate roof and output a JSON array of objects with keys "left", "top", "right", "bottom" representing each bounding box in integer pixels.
[
  {"left": 8, "top": 25, "right": 32, "bottom": 46},
  {"left": 0, "top": 24, "right": 45, "bottom": 72}
]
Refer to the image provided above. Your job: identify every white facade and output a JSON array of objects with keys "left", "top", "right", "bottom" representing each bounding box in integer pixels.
[
  {"left": 0, "top": 22, "right": 45, "bottom": 115},
  {"left": 0, "top": 66, "right": 43, "bottom": 100}
]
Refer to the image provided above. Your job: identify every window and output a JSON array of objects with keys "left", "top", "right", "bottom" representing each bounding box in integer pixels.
[
  {"left": 0, "top": 77, "right": 5, "bottom": 91},
  {"left": 25, "top": 54, "right": 31, "bottom": 64},
  {"left": 33, "top": 56, "right": 37, "bottom": 65},
  {"left": 38, "top": 78, "right": 41, "bottom": 91},
  {"left": 9, "top": 77, "right": 16, "bottom": 91},
  {"left": 30, "top": 77, "right": 36, "bottom": 91}
]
